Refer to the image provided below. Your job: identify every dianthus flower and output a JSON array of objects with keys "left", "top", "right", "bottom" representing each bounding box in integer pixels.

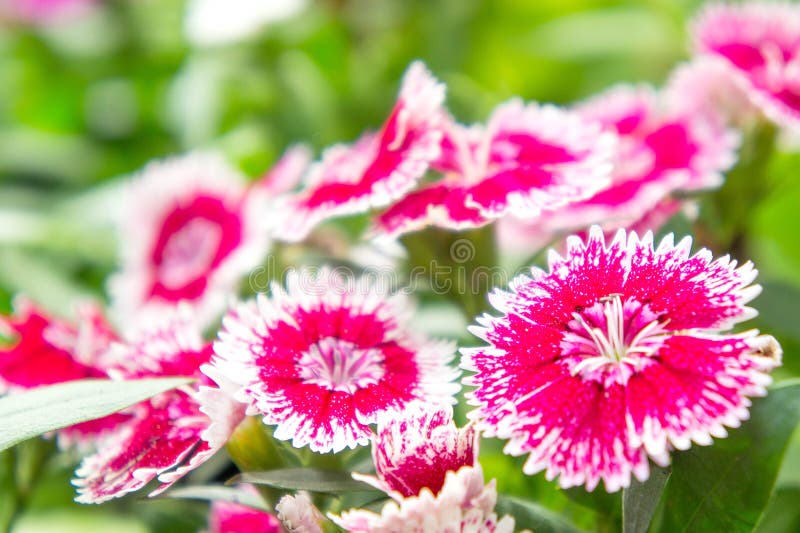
[
  {"left": 374, "top": 100, "right": 614, "bottom": 237},
  {"left": 0, "top": 299, "right": 127, "bottom": 448},
  {"left": 205, "top": 487, "right": 283, "bottom": 533},
  {"left": 692, "top": 2, "right": 800, "bottom": 128},
  {"left": 545, "top": 85, "right": 737, "bottom": 232},
  {"left": 333, "top": 404, "right": 514, "bottom": 533},
  {"left": 462, "top": 227, "right": 781, "bottom": 492},
  {"left": 109, "top": 152, "right": 270, "bottom": 328},
  {"left": 212, "top": 268, "right": 460, "bottom": 453},
  {"left": 73, "top": 309, "right": 245, "bottom": 503},
  {"left": 277, "top": 61, "right": 446, "bottom": 241}
]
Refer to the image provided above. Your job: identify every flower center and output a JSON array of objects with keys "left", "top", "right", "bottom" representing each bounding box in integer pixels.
[
  {"left": 297, "top": 337, "right": 385, "bottom": 393},
  {"left": 561, "top": 294, "right": 668, "bottom": 385},
  {"left": 158, "top": 217, "right": 222, "bottom": 290}
]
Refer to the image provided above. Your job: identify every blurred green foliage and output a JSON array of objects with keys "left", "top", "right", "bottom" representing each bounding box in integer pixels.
[{"left": 1, "top": 0, "right": 799, "bottom": 531}]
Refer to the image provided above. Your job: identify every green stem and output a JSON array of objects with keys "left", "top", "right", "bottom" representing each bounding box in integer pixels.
[
  {"left": 226, "top": 417, "right": 288, "bottom": 507},
  {"left": 701, "top": 120, "right": 777, "bottom": 255},
  {"left": 402, "top": 225, "right": 498, "bottom": 320}
]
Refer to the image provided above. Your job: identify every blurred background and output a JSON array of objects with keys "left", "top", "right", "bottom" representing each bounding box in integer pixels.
[{"left": 0, "top": 0, "right": 799, "bottom": 531}]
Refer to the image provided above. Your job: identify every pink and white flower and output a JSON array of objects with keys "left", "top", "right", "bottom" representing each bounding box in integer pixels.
[
  {"left": 496, "top": 86, "right": 738, "bottom": 256},
  {"left": 276, "top": 492, "right": 325, "bottom": 533},
  {"left": 334, "top": 465, "right": 514, "bottom": 533},
  {"left": 206, "top": 492, "right": 283, "bottom": 533},
  {"left": 73, "top": 309, "right": 245, "bottom": 504},
  {"left": 354, "top": 403, "right": 477, "bottom": 499},
  {"left": 374, "top": 100, "right": 614, "bottom": 237},
  {"left": 211, "top": 267, "right": 460, "bottom": 453},
  {"left": 109, "top": 152, "right": 270, "bottom": 329},
  {"left": 0, "top": 299, "right": 127, "bottom": 448},
  {"left": 462, "top": 227, "right": 781, "bottom": 492},
  {"left": 333, "top": 404, "right": 513, "bottom": 533},
  {"left": 692, "top": 2, "right": 800, "bottom": 128},
  {"left": 277, "top": 62, "right": 446, "bottom": 241}
]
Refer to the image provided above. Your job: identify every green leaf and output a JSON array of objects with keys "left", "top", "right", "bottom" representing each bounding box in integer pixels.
[
  {"left": 495, "top": 495, "right": 584, "bottom": 533},
  {"left": 0, "top": 378, "right": 192, "bottom": 453},
  {"left": 659, "top": 380, "right": 800, "bottom": 532},
  {"left": 230, "top": 468, "right": 378, "bottom": 494},
  {"left": 623, "top": 465, "right": 670, "bottom": 533},
  {"left": 159, "top": 485, "right": 269, "bottom": 511}
]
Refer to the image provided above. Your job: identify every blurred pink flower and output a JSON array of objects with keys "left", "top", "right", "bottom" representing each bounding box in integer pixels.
[
  {"left": 206, "top": 493, "right": 282, "bottom": 533},
  {"left": 497, "top": 85, "right": 738, "bottom": 258},
  {"left": 211, "top": 267, "right": 460, "bottom": 454},
  {"left": 0, "top": 299, "right": 128, "bottom": 448},
  {"left": 73, "top": 308, "right": 245, "bottom": 503},
  {"left": 277, "top": 62, "right": 446, "bottom": 241},
  {"left": 692, "top": 2, "right": 800, "bottom": 128},
  {"left": 109, "top": 153, "right": 270, "bottom": 329},
  {"left": 374, "top": 100, "right": 614, "bottom": 237},
  {"left": 276, "top": 492, "right": 325, "bottom": 533},
  {"left": 1, "top": 0, "right": 94, "bottom": 24},
  {"left": 462, "top": 227, "right": 781, "bottom": 492}
]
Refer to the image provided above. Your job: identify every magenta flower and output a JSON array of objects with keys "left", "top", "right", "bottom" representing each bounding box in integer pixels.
[
  {"left": 692, "top": 2, "right": 800, "bottom": 128},
  {"left": 277, "top": 62, "right": 446, "bottom": 241},
  {"left": 109, "top": 153, "right": 270, "bottom": 328},
  {"left": 73, "top": 309, "right": 245, "bottom": 503},
  {"left": 205, "top": 489, "right": 283, "bottom": 533},
  {"left": 334, "top": 404, "right": 514, "bottom": 533},
  {"left": 374, "top": 100, "right": 614, "bottom": 237},
  {"left": 211, "top": 267, "right": 460, "bottom": 453},
  {"left": 354, "top": 403, "right": 477, "bottom": 499},
  {"left": 462, "top": 227, "right": 781, "bottom": 492},
  {"left": 0, "top": 299, "right": 128, "bottom": 448},
  {"left": 547, "top": 85, "right": 737, "bottom": 232}
]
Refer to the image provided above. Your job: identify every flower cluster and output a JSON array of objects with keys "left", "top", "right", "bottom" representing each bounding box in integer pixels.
[{"left": 0, "top": 3, "right": 792, "bottom": 531}]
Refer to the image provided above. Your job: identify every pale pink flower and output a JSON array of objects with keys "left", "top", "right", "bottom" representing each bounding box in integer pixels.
[
  {"left": 334, "top": 465, "right": 513, "bottom": 533},
  {"left": 373, "top": 100, "right": 614, "bottom": 237},
  {"left": 211, "top": 267, "right": 460, "bottom": 453},
  {"left": 496, "top": 86, "right": 737, "bottom": 258},
  {"left": 276, "top": 492, "right": 325, "bottom": 533},
  {"left": 206, "top": 492, "right": 282, "bottom": 533},
  {"left": 109, "top": 153, "right": 270, "bottom": 329},
  {"left": 277, "top": 62, "right": 446, "bottom": 241},
  {"left": 462, "top": 227, "right": 781, "bottom": 492},
  {"left": 333, "top": 403, "right": 513, "bottom": 532},
  {"left": 0, "top": 299, "right": 128, "bottom": 448},
  {"left": 73, "top": 308, "right": 245, "bottom": 504},
  {"left": 692, "top": 2, "right": 800, "bottom": 128}
]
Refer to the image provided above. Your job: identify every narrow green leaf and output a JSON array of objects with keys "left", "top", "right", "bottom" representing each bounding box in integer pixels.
[
  {"left": 659, "top": 380, "right": 800, "bottom": 532},
  {"left": 159, "top": 485, "right": 269, "bottom": 511},
  {"left": 230, "top": 468, "right": 378, "bottom": 494},
  {"left": 623, "top": 465, "right": 670, "bottom": 533},
  {"left": 495, "top": 495, "right": 583, "bottom": 533},
  {"left": 0, "top": 377, "right": 192, "bottom": 453}
]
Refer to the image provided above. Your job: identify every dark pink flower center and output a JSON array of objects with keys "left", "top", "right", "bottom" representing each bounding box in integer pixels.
[
  {"left": 561, "top": 295, "right": 668, "bottom": 385},
  {"left": 297, "top": 337, "right": 385, "bottom": 393},
  {"left": 157, "top": 218, "right": 222, "bottom": 291},
  {"left": 149, "top": 195, "right": 243, "bottom": 302}
]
